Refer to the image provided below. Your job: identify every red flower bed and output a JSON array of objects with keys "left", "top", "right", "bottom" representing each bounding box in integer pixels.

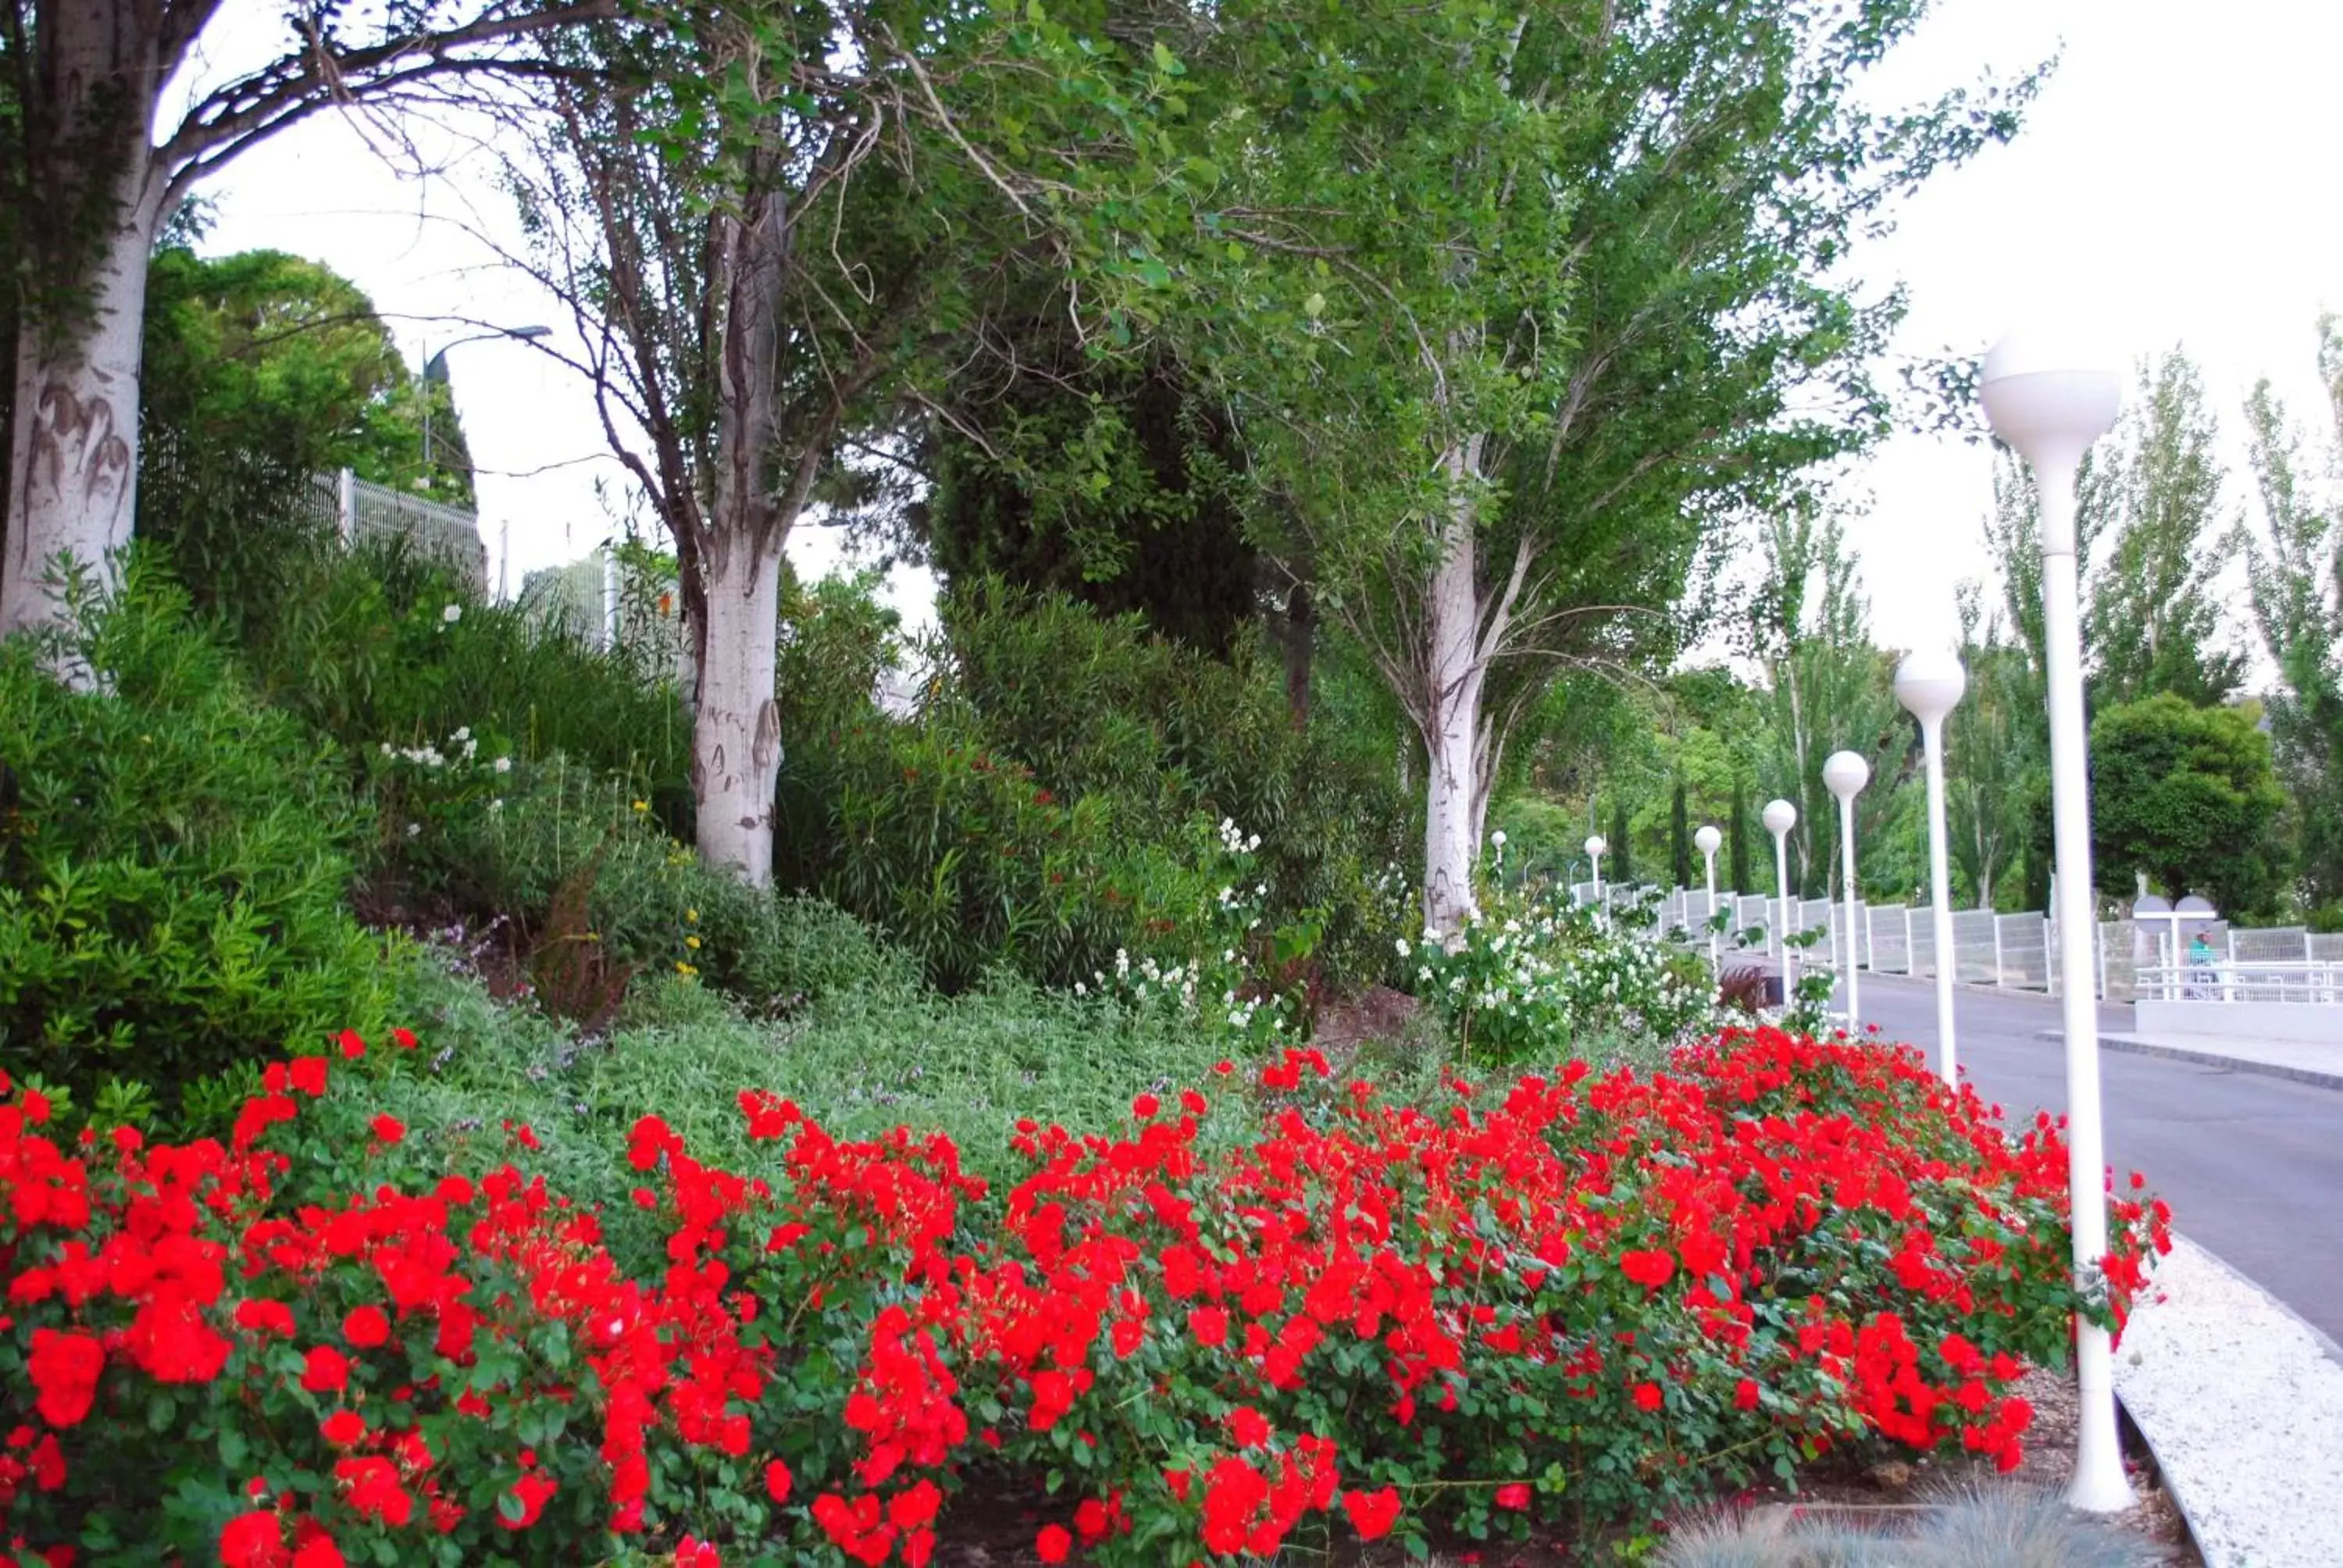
[{"left": 0, "top": 1027, "right": 2167, "bottom": 1566}]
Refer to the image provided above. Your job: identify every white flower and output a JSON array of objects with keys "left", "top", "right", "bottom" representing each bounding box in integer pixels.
[
  {"left": 494, "top": 756, "right": 512, "bottom": 774},
  {"left": 452, "top": 726, "right": 471, "bottom": 743},
  {"left": 440, "top": 604, "right": 462, "bottom": 624},
  {"left": 488, "top": 798, "right": 505, "bottom": 813},
  {"left": 405, "top": 821, "right": 422, "bottom": 837},
  {"left": 1395, "top": 938, "right": 1411, "bottom": 957}
]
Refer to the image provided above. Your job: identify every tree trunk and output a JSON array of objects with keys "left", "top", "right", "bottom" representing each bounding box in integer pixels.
[
  {"left": 691, "top": 534, "right": 784, "bottom": 884},
  {"left": 1421, "top": 447, "right": 1486, "bottom": 937},
  {"left": 1280, "top": 579, "right": 1314, "bottom": 730},
  {"left": 1, "top": 163, "right": 162, "bottom": 643}
]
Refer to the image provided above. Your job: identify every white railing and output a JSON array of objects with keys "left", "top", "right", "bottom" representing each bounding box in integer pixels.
[{"left": 2136, "top": 960, "right": 2343, "bottom": 1005}]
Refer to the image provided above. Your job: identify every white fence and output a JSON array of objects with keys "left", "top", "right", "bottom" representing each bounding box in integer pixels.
[
  {"left": 308, "top": 469, "right": 488, "bottom": 589},
  {"left": 1573, "top": 878, "right": 2343, "bottom": 1005}
]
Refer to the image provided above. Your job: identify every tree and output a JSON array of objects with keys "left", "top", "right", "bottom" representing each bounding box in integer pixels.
[
  {"left": 1609, "top": 796, "right": 1632, "bottom": 886},
  {"left": 1728, "top": 775, "right": 1752, "bottom": 895},
  {"left": 2089, "top": 693, "right": 2288, "bottom": 918},
  {"left": 1165, "top": 0, "right": 2027, "bottom": 935},
  {"left": 0, "top": 0, "right": 604, "bottom": 645},
  {"left": 501, "top": 0, "right": 1192, "bottom": 882},
  {"left": 1749, "top": 509, "right": 1902, "bottom": 897},
  {"left": 1943, "top": 583, "right": 2035, "bottom": 909},
  {"left": 2088, "top": 350, "right": 2242, "bottom": 707},
  {"left": 2236, "top": 316, "right": 2343, "bottom": 907},
  {"left": 1670, "top": 778, "right": 1692, "bottom": 889}
]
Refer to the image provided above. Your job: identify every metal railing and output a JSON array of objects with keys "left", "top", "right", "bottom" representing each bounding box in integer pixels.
[{"left": 2137, "top": 960, "right": 2343, "bottom": 1005}]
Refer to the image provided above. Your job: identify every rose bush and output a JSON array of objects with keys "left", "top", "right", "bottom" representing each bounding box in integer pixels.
[{"left": 0, "top": 1026, "right": 2167, "bottom": 1566}]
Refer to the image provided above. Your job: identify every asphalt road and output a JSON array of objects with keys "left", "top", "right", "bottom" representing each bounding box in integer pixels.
[{"left": 1840, "top": 971, "right": 2343, "bottom": 1349}]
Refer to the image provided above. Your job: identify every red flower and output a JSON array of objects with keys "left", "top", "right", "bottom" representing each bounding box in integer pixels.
[
  {"left": 1343, "top": 1487, "right": 1403, "bottom": 1540},
  {"left": 1228, "top": 1406, "right": 1271, "bottom": 1448},
  {"left": 322, "top": 1409, "right": 367, "bottom": 1446},
  {"left": 301, "top": 1345, "right": 350, "bottom": 1395},
  {"left": 676, "top": 1537, "right": 721, "bottom": 1567},
  {"left": 344, "top": 1306, "right": 390, "bottom": 1349},
  {"left": 235, "top": 1299, "right": 296, "bottom": 1338},
  {"left": 370, "top": 1114, "right": 405, "bottom": 1146},
  {"left": 391, "top": 1026, "right": 418, "bottom": 1049},
  {"left": 27, "top": 1330, "right": 103, "bottom": 1427},
  {"left": 1632, "top": 1382, "right": 1664, "bottom": 1413},
  {"left": 1494, "top": 1483, "right": 1531, "bottom": 1510},
  {"left": 500, "top": 1472, "right": 558, "bottom": 1531},
  {"left": 1035, "top": 1525, "right": 1072, "bottom": 1563},
  {"left": 1735, "top": 1378, "right": 1761, "bottom": 1411},
  {"left": 291, "top": 1538, "right": 345, "bottom": 1568},
  {"left": 337, "top": 1030, "right": 367, "bottom": 1060},
  {"left": 1619, "top": 1249, "right": 1676, "bottom": 1288},
  {"left": 219, "top": 1511, "right": 287, "bottom": 1568},
  {"left": 765, "top": 1459, "right": 793, "bottom": 1504},
  {"left": 1188, "top": 1306, "right": 1229, "bottom": 1348},
  {"left": 288, "top": 1057, "right": 329, "bottom": 1097}
]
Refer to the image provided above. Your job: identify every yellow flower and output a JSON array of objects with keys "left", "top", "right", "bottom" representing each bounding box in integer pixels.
[
  {"left": 685, "top": 935, "right": 701, "bottom": 950},
  {"left": 676, "top": 960, "right": 698, "bottom": 977},
  {"left": 632, "top": 800, "right": 649, "bottom": 813},
  {"left": 685, "top": 908, "right": 699, "bottom": 923}
]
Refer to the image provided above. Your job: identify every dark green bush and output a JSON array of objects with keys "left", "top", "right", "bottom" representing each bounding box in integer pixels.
[
  {"left": 930, "top": 581, "right": 1414, "bottom": 985},
  {"left": 0, "top": 561, "right": 393, "bottom": 1114}
]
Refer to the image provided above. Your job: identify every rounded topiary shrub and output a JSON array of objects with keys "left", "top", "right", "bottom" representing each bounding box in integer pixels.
[{"left": 0, "top": 558, "right": 393, "bottom": 1119}]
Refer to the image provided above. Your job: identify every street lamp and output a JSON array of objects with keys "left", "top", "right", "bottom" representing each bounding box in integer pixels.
[
  {"left": 1981, "top": 326, "right": 2129, "bottom": 1514},
  {"left": 419, "top": 324, "right": 551, "bottom": 490},
  {"left": 1822, "top": 751, "right": 1870, "bottom": 1026},
  {"left": 1585, "top": 835, "right": 1607, "bottom": 911},
  {"left": 1694, "top": 823, "right": 1723, "bottom": 971},
  {"left": 1760, "top": 799, "right": 1797, "bottom": 1000},
  {"left": 1895, "top": 649, "right": 1967, "bottom": 1084}
]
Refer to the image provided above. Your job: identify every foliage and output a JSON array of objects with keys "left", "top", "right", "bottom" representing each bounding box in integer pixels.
[
  {"left": 2086, "top": 350, "right": 2244, "bottom": 708},
  {"left": 793, "top": 583, "right": 1414, "bottom": 991},
  {"left": 1407, "top": 863, "right": 1717, "bottom": 1065},
  {"left": 2088, "top": 693, "right": 2289, "bottom": 917},
  {"left": 1658, "top": 1481, "right": 2162, "bottom": 1568},
  {"left": 231, "top": 536, "right": 692, "bottom": 836},
  {"left": 0, "top": 1021, "right": 2172, "bottom": 1565},
  {"left": 0, "top": 559, "right": 392, "bottom": 1115},
  {"left": 2236, "top": 316, "right": 2343, "bottom": 907},
  {"left": 137, "top": 246, "right": 473, "bottom": 641}
]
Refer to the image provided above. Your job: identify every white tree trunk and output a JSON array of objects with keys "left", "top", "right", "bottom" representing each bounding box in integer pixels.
[
  {"left": 1, "top": 163, "right": 162, "bottom": 643},
  {"left": 691, "top": 537, "right": 785, "bottom": 886},
  {"left": 1421, "top": 444, "right": 1487, "bottom": 937}
]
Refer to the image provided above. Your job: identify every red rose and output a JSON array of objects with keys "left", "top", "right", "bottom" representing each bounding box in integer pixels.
[
  {"left": 322, "top": 1409, "right": 367, "bottom": 1446},
  {"left": 765, "top": 1459, "right": 793, "bottom": 1504},
  {"left": 391, "top": 1027, "right": 419, "bottom": 1049},
  {"left": 1342, "top": 1487, "right": 1403, "bottom": 1540},
  {"left": 1228, "top": 1406, "right": 1271, "bottom": 1448},
  {"left": 1632, "top": 1381, "right": 1664, "bottom": 1413},
  {"left": 219, "top": 1511, "right": 287, "bottom": 1568},
  {"left": 344, "top": 1306, "right": 390, "bottom": 1349},
  {"left": 369, "top": 1114, "right": 405, "bottom": 1146},
  {"left": 288, "top": 1057, "right": 328, "bottom": 1097},
  {"left": 1619, "top": 1249, "right": 1676, "bottom": 1288},
  {"left": 235, "top": 1299, "right": 296, "bottom": 1338},
  {"left": 337, "top": 1030, "right": 366, "bottom": 1060},
  {"left": 1494, "top": 1483, "right": 1531, "bottom": 1510},
  {"left": 1035, "top": 1525, "right": 1072, "bottom": 1563},
  {"left": 1131, "top": 1092, "right": 1159, "bottom": 1120},
  {"left": 1735, "top": 1378, "right": 1761, "bottom": 1411},
  {"left": 27, "top": 1329, "right": 103, "bottom": 1427},
  {"left": 301, "top": 1345, "right": 350, "bottom": 1395}
]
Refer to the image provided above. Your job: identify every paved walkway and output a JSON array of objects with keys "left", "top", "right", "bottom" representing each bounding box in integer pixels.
[
  {"left": 2113, "top": 1237, "right": 2343, "bottom": 1566},
  {"left": 2096, "top": 1028, "right": 2343, "bottom": 1091}
]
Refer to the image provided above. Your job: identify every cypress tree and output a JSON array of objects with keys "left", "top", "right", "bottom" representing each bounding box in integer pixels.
[
  {"left": 1729, "top": 776, "right": 1752, "bottom": 892},
  {"left": 1610, "top": 796, "right": 1633, "bottom": 885},
  {"left": 1671, "top": 779, "right": 1692, "bottom": 889}
]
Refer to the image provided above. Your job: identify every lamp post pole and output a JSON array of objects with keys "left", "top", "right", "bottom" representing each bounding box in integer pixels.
[
  {"left": 1981, "top": 327, "right": 2130, "bottom": 1513},
  {"left": 1696, "top": 824, "right": 1723, "bottom": 973},
  {"left": 419, "top": 324, "right": 551, "bottom": 492},
  {"left": 1762, "top": 800, "right": 1797, "bottom": 1003},
  {"left": 1823, "top": 753, "right": 1870, "bottom": 1027},
  {"left": 1895, "top": 650, "right": 1968, "bottom": 1083}
]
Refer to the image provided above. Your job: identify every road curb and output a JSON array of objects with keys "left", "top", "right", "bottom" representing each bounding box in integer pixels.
[{"left": 2035, "top": 1028, "right": 2343, "bottom": 1092}]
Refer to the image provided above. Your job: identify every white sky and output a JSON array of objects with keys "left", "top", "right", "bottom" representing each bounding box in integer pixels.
[{"left": 180, "top": 0, "right": 2343, "bottom": 648}]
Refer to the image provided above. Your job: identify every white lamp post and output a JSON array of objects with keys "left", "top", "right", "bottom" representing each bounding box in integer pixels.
[
  {"left": 1760, "top": 799, "right": 1798, "bottom": 1000},
  {"left": 1822, "top": 751, "right": 1870, "bottom": 1026},
  {"left": 1895, "top": 649, "right": 1967, "bottom": 1084},
  {"left": 1585, "top": 835, "right": 1607, "bottom": 911},
  {"left": 1981, "top": 326, "right": 2129, "bottom": 1513},
  {"left": 1695, "top": 824, "right": 1724, "bottom": 971}
]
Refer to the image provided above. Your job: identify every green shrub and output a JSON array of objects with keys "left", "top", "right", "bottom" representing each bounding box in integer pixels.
[
  {"left": 0, "top": 560, "right": 393, "bottom": 1114},
  {"left": 937, "top": 582, "right": 1414, "bottom": 986},
  {"left": 398, "top": 754, "right": 911, "bottom": 1013},
  {"left": 236, "top": 534, "right": 692, "bottom": 834}
]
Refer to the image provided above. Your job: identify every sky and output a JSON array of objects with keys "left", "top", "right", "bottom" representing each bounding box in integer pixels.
[{"left": 177, "top": 0, "right": 2343, "bottom": 654}]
